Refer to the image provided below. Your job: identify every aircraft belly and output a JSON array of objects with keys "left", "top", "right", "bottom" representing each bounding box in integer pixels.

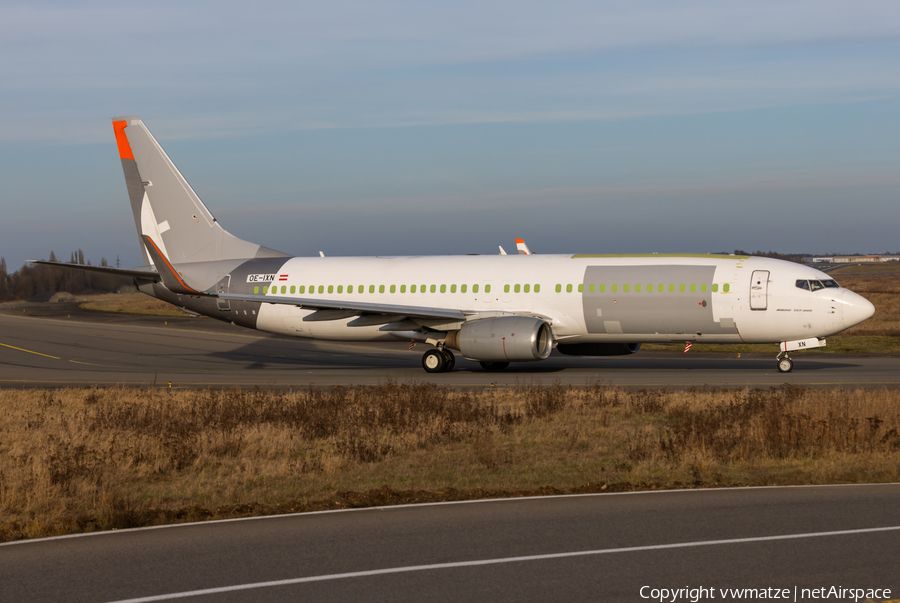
[{"left": 581, "top": 266, "right": 738, "bottom": 337}]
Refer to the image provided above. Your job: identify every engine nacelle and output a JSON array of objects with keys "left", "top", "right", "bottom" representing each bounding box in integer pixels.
[
  {"left": 556, "top": 342, "right": 641, "bottom": 356},
  {"left": 445, "top": 316, "right": 553, "bottom": 362}
]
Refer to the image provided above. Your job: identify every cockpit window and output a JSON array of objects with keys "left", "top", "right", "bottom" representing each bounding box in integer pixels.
[
  {"left": 795, "top": 280, "right": 810, "bottom": 291},
  {"left": 809, "top": 280, "right": 825, "bottom": 291},
  {"left": 822, "top": 279, "right": 839, "bottom": 288}
]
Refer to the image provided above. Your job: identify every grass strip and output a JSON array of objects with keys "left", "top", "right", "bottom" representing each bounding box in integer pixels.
[{"left": 2, "top": 384, "right": 899, "bottom": 542}]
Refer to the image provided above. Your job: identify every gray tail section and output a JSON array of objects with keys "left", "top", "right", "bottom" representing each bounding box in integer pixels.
[{"left": 113, "top": 117, "right": 290, "bottom": 266}]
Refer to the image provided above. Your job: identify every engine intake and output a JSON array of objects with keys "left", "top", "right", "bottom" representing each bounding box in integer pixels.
[
  {"left": 446, "top": 316, "right": 553, "bottom": 362},
  {"left": 556, "top": 343, "right": 641, "bottom": 356}
]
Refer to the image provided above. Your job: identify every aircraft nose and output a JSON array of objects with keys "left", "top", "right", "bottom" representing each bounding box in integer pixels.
[{"left": 842, "top": 289, "right": 875, "bottom": 329}]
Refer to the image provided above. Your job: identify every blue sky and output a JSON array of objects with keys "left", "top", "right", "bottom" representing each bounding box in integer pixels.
[{"left": 1, "top": 0, "right": 899, "bottom": 269}]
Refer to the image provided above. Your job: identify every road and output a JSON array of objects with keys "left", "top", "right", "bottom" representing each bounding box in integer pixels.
[
  {"left": 1, "top": 302, "right": 898, "bottom": 388},
  {"left": 1, "top": 485, "right": 897, "bottom": 602}
]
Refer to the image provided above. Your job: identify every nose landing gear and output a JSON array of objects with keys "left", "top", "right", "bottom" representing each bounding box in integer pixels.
[{"left": 776, "top": 351, "right": 793, "bottom": 373}]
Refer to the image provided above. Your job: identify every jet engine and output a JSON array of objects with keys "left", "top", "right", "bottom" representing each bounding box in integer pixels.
[
  {"left": 556, "top": 343, "right": 641, "bottom": 356},
  {"left": 445, "top": 316, "right": 553, "bottom": 362}
]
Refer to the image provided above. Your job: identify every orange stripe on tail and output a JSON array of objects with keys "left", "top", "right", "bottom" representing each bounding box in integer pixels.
[{"left": 112, "top": 120, "right": 134, "bottom": 160}]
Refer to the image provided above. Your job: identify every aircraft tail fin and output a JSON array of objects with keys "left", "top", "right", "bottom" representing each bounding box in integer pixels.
[{"left": 112, "top": 117, "right": 289, "bottom": 267}]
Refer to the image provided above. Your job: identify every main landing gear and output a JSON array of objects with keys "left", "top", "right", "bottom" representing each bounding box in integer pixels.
[
  {"left": 422, "top": 348, "right": 455, "bottom": 373},
  {"left": 776, "top": 351, "right": 793, "bottom": 373}
]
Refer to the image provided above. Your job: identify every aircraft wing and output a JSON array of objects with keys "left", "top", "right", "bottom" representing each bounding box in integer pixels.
[
  {"left": 217, "top": 292, "right": 468, "bottom": 322},
  {"left": 27, "top": 260, "right": 161, "bottom": 281}
]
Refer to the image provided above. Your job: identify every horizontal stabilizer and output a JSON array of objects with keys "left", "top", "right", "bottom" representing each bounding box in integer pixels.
[
  {"left": 140, "top": 235, "right": 206, "bottom": 295},
  {"left": 27, "top": 260, "right": 161, "bottom": 281}
]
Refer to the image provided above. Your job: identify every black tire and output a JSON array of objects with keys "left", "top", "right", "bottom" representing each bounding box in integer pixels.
[
  {"left": 479, "top": 361, "right": 510, "bottom": 372},
  {"left": 442, "top": 349, "right": 456, "bottom": 372},
  {"left": 423, "top": 349, "right": 447, "bottom": 373},
  {"left": 777, "top": 357, "right": 793, "bottom": 373}
]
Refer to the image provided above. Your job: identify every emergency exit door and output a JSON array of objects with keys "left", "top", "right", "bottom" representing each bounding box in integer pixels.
[{"left": 750, "top": 270, "right": 769, "bottom": 311}]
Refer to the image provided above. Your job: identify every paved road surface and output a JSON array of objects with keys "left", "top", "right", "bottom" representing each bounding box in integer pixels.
[
  {"left": 1, "top": 302, "right": 898, "bottom": 388},
  {"left": 1, "top": 485, "right": 897, "bottom": 602}
]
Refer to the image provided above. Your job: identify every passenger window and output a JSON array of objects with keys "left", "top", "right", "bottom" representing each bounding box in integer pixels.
[
  {"left": 555, "top": 284, "right": 562, "bottom": 293},
  {"left": 369, "top": 285, "right": 375, "bottom": 293},
  {"left": 379, "top": 285, "right": 385, "bottom": 293},
  {"left": 461, "top": 284, "right": 467, "bottom": 293},
  {"left": 658, "top": 283, "right": 663, "bottom": 292},
  {"left": 390, "top": 285, "right": 396, "bottom": 293},
  {"left": 451, "top": 284, "right": 457, "bottom": 293},
  {"left": 701, "top": 284, "right": 707, "bottom": 292},
  {"left": 669, "top": 284, "right": 675, "bottom": 293},
  {"left": 473, "top": 284, "right": 479, "bottom": 293},
  {"left": 281, "top": 286, "right": 286, "bottom": 294},
  {"left": 298, "top": 286, "right": 305, "bottom": 294},
  {"left": 440, "top": 284, "right": 446, "bottom": 293},
  {"left": 712, "top": 284, "right": 718, "bottom": 292},
  {"left": 624, "top": 284, "right": 630, "bottom": 292},
  {"left": 524, "top": 284, "right": 530, "bottom": 293},
  {"left": 290, "top": 286, "right": 296, "bottom": 294},
  {"left": 263, "top": 286, "right": 268, "bottom": 294},
  {"left": 635, "top": 284, "right": 641, "bottom": 292},
  {"left": 504, "top": 284, "right": 510, "bottom": 293},
  {"left": 566, "top": 284, "right": 573, "bottom": 293},
  {"left": 589, "top": 284, "right": 595, "bottom": 292},
  {"left": 430, "top": 285, "right": 436, "bottom": 293},
  {"left": 612, "top": 284, "right": 618, "bottom": 292},
  {"left": 690, "top": 284, "right": 696, "bottom": 292},
  {"left": 328, "top": 285, "right": 333, "bottom": 294},
  {"left": 515, "top": 284, "right": 521, "bottom": 293},
  {"left": 599, "top": 284, "right": 605, "bottom": 292},
  {"left": 534, "top": 284, "right": 540, "bottom": 293},
  {"left": 809, "top": 280, "right": 824, "bottom": 292},
  {"left": 485, "top": 284, "right": 491, "bottom": 293},
  {"left": 319, "top": 286, "right": 325, "bottom": 294},
  {"left": 421, "top": 284, "right": 426, "bottom": 293},
  {"left": 723, "top": 284, "right": 730, "bottom": 293},
  {"left": 400, "top": 285, "right": 406, "bottom": 293},
  {"left": 578, "top": 284, "right": 584, "bottom": 293},
  {"left": 347, "top": 285, "right": 352, "bottom": 293},
  {"left": 410, "top": 285, "right": 416, "bottom": 293},
  {"left": 254, "top": 286, "right": 259, "bottom": 294}
]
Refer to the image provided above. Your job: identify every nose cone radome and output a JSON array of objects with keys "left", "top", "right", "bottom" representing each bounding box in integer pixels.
[{"left": 842, "top": 290, "right": 876, "bottom": 329}]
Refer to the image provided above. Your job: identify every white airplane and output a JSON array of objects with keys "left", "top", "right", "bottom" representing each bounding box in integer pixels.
[{"left": 31, "top": 117, "right": 875, "bottom": 374}]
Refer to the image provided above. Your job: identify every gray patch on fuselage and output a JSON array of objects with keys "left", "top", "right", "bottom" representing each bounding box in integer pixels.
[{"left": 581, "top": 266, "right": 737, "bottom": 335}]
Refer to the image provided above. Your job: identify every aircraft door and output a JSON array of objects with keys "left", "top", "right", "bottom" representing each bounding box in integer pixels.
[
  {"left": 750, "top": 270, "right": 769, "bottom": 311},
  {"left": 216, "top": 274, "right": 232, "bottom": 311}
]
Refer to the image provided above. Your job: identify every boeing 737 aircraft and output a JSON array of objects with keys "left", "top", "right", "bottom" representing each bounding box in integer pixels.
[{"left": 31, "top": 117, "right": 875, "bottom": 373}]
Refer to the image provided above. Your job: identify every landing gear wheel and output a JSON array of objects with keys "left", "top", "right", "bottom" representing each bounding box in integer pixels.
[
  {"left": 442, "top": 349, "right": 456, "bottom": 372},
  {"left": 777, "top": 357, "right": 793, "bottom": 373},
  {"left": 479, "top": 361, "right": 510, "bottom": 372},
  {"left": 422, "top": 349, "right": 447, "bottom": 373}
]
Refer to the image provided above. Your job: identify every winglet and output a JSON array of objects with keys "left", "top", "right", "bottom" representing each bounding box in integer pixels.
[
  {"left": 515, "top": 239, "right": 532, "bottom": 255},
  {"left": 141, "top": 235, "right": 205, "bottom": 295}
]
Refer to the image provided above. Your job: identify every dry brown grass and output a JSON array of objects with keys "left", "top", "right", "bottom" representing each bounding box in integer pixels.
[
  {"left": 830, "top": 264, "right": 900, "bottom": 275},
  {"left": 2, "top": 384, "right": 899, "bottom": 542},
  {"left": 79, "top": 293, "right": 188, "bottom": 317},
  {"left": 834, "top": 273, "right": 900, "bottom": 338}
]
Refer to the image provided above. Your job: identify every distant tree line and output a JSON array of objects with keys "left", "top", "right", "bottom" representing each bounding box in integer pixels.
[{"left": 0, "top": 251, "right": 132, "bottom": 301}]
